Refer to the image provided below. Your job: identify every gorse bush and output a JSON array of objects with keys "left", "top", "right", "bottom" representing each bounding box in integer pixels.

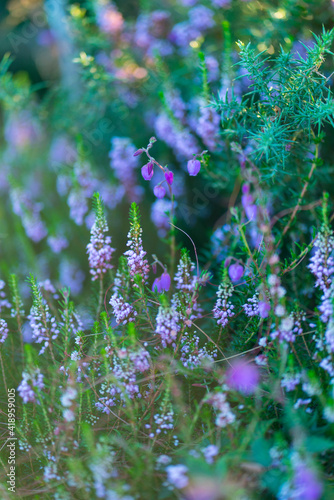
[{"left": 1, "top": 0, "right": 334, "bottom": 499}]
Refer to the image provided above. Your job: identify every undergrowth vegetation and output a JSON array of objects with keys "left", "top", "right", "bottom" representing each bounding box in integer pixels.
[{"left": 1, "top": 1, "right": 334, "bottom": 499}]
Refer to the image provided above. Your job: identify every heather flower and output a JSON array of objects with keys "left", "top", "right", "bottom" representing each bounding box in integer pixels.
[
  {"left": 152, "top": 272, "right": 171, "bottom": 293},
  {"left": 29, "top": 301, "right": 59, "bottom": 355},
  {"left": 241, "top": 184, "right": 257, "bottom": 221},
  {"left": 213, "top": 281, "right": 234, "bottom": 327},
  {"left": 134, "top": 11, "right": 172, "bottom": 57},
  {"left": 259, "top": 300, "right": 271, "bottom": 318},
  {"left": 38, "top": 279, "right": 57, "bottom": 295},
  {"left": 151, "top": 405, "right": 174, "bottom": 437},
  {"left": 74, "top": 161, "right": 99, "bottom": 197},
  {"left": 47, "top": 234, "right": 69, "bottom": 253},
  {"left": 10, "top": 187, "right": 47, "bottom": 242},
  {"left": 196, "top": 104, "right": 221, "bottom": 150},
  {"left": 154, "top": 184, "right": 166, "bottom": 199},
  {"left": 43, "top": 463, "right": 60, "bottom": 483},
  {"left": 0, "top": 281, "right": 11, "bottom": 314},
  {"left": 202, "top": 444, "right": 219, "bottom": 464},
  {"left": 155, "top": 113, "right": 199, "bottom": 160},
  {"left": 211, "top": 0, "right": 231, "bottom": 6},
  {"left": 124, "top": 203, "right": 149, "bottom": 285},
  {"left": 109, "top": 137, "right": 143, "bottom": 202},
  {"left": 188, "top": 5, "right": 214, "bottom": 31},
  {"left": 281, "top": 373, "right": 301, "bottom": 392},
  {"left": 293, "top": 464, "right": 323, "bottom": 500},
  {"left": 87, "top": 193, "right": 115, "bottom": 281},
  {"left": 309, "top": 226, "right": 334, "bottom": 294},
  {"left": 174, "top": 250, "right": 197, "bottom": 292},
  {"left": 129, "top": 348, "right": 150, "bottom": 372},
  {"left": 243, "top": 293, "right": 259, "bottom": 317},
  {"left": 180, "top": 333, "right": 217, "bottom": 368},
  {"left": 205, "top": 55, "right": 220, "bottom": 82},
  {"left": 225, "top": 359, "right": 260, "bottom": 394},
  {"left": 134, "top": 148, "right": 144, "bottom": 157},
  {"left": 164, "top": 170, "right": 174, "bottom": 185},
  {"left": 151, "top": 199, "right": 172, "bottom": 237},
  {"left": 110, "top": 293, "right": 137, "bottom": 325},
  {"left": 206, "top": 392, "right": 236, "bottom": 427},
  {"left": 166, "top": 465, "right": 189, "bottom": 489},
  {"left": 67, "top": 189, "right": 88, "bottom": 226},
  {"left": 18, "top": 369, "right": 44, "bottom": 403},
  {"left": 180, "top": 0, "right": 198, "bottom": 5},
  {"left": 28, "top": 277, "right": 59, "bottom": 355},
  {"left": 169, "top": 22, "right": 201, "bottom": 49},
  {"left": 187, "top": 159, "right": 201, "bottom": 176},
  {"left": 95, "top": 347, "right": 149, "bottom": 412},
  {"left": 309, "top": 225, "right": 334, "bottom": 322},
  {"left": 155, "top": 306, "right": 180, "bottom": 348},
  {"left": 60, "top": 386, "right": 78, "bottom": 407},
  {"left": 325, "top": 319, "right": 334, "bottom": 352},
  {"left": 272, "top": 312, "right": 304, "bottom": 344},
  {"left": 141, "top": 162, "right": 154, "bottom": 181},
  {"left": 228, "top": 263, "right": 244, "bottom": 282},
  {"left": 0, "top": 319, "right": 9, "bottom": 343}
]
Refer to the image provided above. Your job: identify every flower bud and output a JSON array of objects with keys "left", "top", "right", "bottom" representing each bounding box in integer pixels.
[
  {"left": 154, "top": 184, "right": 166, "bottom": 199},
  {"left": 160, "top": 272, "right": 171, "bottom": 291},
  {"left": 258, "top": 301, "right": 270, "bottom": 318},
  {"left": 133, "top": 148, "right": 144, "bottom": 157},
  {"left": 164, "top": 170, "right": 174, "bottom": 185},
  {"left": 141, "top": 163, "right": 154, "bottom": 181},
  {"left": 187, "top": 159, "right": 201, "bottom": 176}
]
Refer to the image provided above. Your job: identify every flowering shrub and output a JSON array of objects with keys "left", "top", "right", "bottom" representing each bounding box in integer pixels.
[{"left": 1, "top": 0, "right": 334, "bottom": 499}]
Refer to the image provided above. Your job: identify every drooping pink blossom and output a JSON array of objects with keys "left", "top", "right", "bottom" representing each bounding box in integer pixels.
[
  {"left": 187, "top": 159, "right": 201, "bottom": 176},
  {"left": 228, "top": 263, "right": 244, "bottom": 282}
]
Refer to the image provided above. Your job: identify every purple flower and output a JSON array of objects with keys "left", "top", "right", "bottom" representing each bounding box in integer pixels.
[
  {"left": 160, "top": 272, "right": 171, "bottom": 291},
  {"left": 196, "top": 105, "right": 220, "bottom": 150},
  {"left": 189, "top": 5, "right": 214, "bottom": 31},
  {"left": 110, "top": 293, "right": 137, "bottom": 325},
  {"left": 151, "top": 199, "right": 172, "bottom": 237},
  {"left": 245, "top": 204, "right": 257, "bottom": 221},
  {"left": 87, "top": 219, "right": 115, "bottom": 281},
  {"left": 155, "top": 113, "right": 199, "bottom": 160},
  {"left": 165, "top": 170, "right": 174, "bottom": 185},
  {"left": 155, "top": 306, "right": 180, "bottom": 347},
  {"left": 18, "top": 369, "right": 44, "bottom": 403},
  {"left": 141, "top": 163, "right": 154, "bottom": 181},
  {"left": 294, "top": 465, "right": 323, "bottom": 500},
  {"left": 258, "top": 301, "right": 271, "bottom": 318},
  {"left": 152, "top": 272, "right": 171, "bottom": 293},
  {"left": 133, "top": 149, "right": 144, "bottom": 157},
  {"left": 152, "top": 278, "right": 161, "bottom": 293},
  {"left": 0, "top": 319, "right": 9, "bottom": 343},
  {"left": 211, "top": 0, "right": 231, "bottom": 6},
  {"left": 225, "top": 360, "right": 260, "bottom": 394},
  {"left": 228, "top": 263, "right": 244, "bottom": 282},
  {"left": 109, "top": 137, "right": 143, "bottom": 202},
  {"left": 166, "top": 465, "right": 188, "bottom": 489},
  {"left": 213, "top": 282, "right": 234, "bottom": 327},
  {"left": 47, "top": 235, "right": 69, "bottom": 254},
  {"left": 154, "top": 184, "right": 166, "bottom": 198},
  {"left": 187, "top": 159, "right": 201, "bottom": 176}
]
